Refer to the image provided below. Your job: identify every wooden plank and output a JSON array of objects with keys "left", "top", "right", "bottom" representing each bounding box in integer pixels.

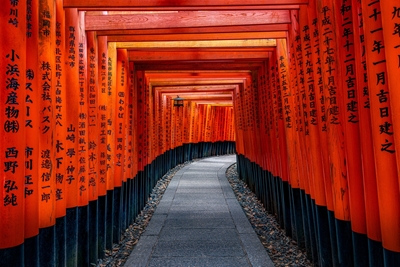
[
  {"left": 85, "top": 10, "right": 291, "bottom": 31},
  {"left": 135, "top": 62, "right": 263, "bottom": 70},
  {"left": 83, "top": 5, "right": 300, "bottom": 11},
  {"left": 128, "top": 50, "right": 270, "bottom": 61},
  {"left": 117, "top": 39, "right": 276, "bottom": 48},
  {"left": 156, "top": 86, "right": 236, "bottom": 92},
  {"left": 108, "top": 31, "right": 287, "bottom": 42},
  {"left": 96, "top": 24, "right": 289, "bottom": 36},
  {"left": 66, "top": 0, "right": 307, "bottom": 8},
  {"left": 150, "top": 79, "right": 247, "bottom": 86}
]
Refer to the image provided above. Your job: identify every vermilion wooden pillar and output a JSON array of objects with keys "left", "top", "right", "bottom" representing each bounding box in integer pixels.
[
  {"left": 38, "top": 0, "right": 56, "bottom": 229},
  {"left": 381, "top": 0, "right": 400, "bottom": 193},
  {"left": 289, "top": 10, "right": 309, "bottom": 201},
  {"left": 351, "top": 1, "right": 382, "bottom": 263},
  {"left": 307, "top": 4, "right": 336, "bottom": 264},
  {"left": 362, "top": 0, "right": 400, "bottom": 260},
  {"left": 316, "top": 1, "right": 352, "bottom": 265},
  {"left": 97, "top": 35, "right": 108, "bottom": 196},
  {"left": 106, "top": 42, "right": 116, "bottom": 190},
  {"left": 277, "top": 39, "right": 299, "bottom": 189},
  {"left": 64, "top": 8, "right": 80, "bottom": 267},
  {"left": 334, "top": 1, "right": 369, "bottom": 266},
  {"left": 77, "top": 11, "right": 88, "bottom": 207},
  {"left": 0, "top": 0, "right": 26, "bottom": 253},
  {"left": 55, "top": 0, "right": 67, "bottom": 219},
  {"left": 115, "top": 49, "right": 128, "bottom": 188},
  {"left": 25, "top": 0, "right": 40, "bottom": 242},
  {"left": 127, "top": 62, "right": 135, "bottom": 179},
  {"left": 87, "top": 31, "right": 100, "bottom": 201},
  {"left": 64, "top": 8, "right": 79, "bottom": 210},
  {"left": 299, "top": 4, "right": 327, "bottom": 212},
  {"left": 55, "top": 2, "right": 67, "bottom": 265},
  {"left": 97, "top": 33, "right": 108, "bottom": 260},
  {"left": 308, "top": 0, "right": 334, "bottom": 216},
  {"left": 77, "top": 11, "right": 89, "bottom": 267}
]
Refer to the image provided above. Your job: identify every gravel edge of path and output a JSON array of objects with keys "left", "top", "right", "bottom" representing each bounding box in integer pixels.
[{"left": 226, "top": 163, "right": 313, "bottom": 267}]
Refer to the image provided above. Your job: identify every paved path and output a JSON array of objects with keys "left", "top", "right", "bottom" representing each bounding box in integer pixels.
[{"left": 124, "top": 155, "right": 274, "bottom": 267}]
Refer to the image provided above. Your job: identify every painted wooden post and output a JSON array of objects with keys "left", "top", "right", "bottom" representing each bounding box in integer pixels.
[
  {"left": 0, "top": 0, "right": 27, "bottom": 251},
  {"left": 362, "top": 0, "right": 400, "bottom": 260},
  {"left": 334, "top": 1, "right": 369, "bottom": 265},
  {"left": 106, "top": 42, "right": 116, "bottom": 190},
  {"left": 87, "top": 31, "right": 99, "bottom": 201},
  {"left": 299, "top": 4, "right": 327, "bottom": 211},
  {"left": 55, "top": 0, "right": 67, "bottom": 219},
  {"left": 381, "top": 0, "right": 400, "bottom": 193},
  {"left": 308, "top": 0, "right": 334, "bottom": 216},
  {"left": 316, "top": 1, "right": 353, "bottom": 265},
  {"left": 127, "top": 62, "right": 135, "bottom": 179},
  {"left": 25, "top": 0, "right": 40, "bottom": 242},
  {"left": 97, "top": 35, "right": 108, "bottom": 196},
  {"left": 64, "top": 8, "right": 79, "bottom": 210},
  {"left": 350, "top": 1, "right": 382, "bottom": 264},
  {"left": 115, "top": 49, "right": 128, "bottom": 188},
  {"left": 77, "top": 11, "right": 88, "bottom": 207},
  {"left": 64, "top": 8, "right": 80, "bottom": 266},
  {"left": 38, "top": 0, "right": 56, "bottom": 229}
]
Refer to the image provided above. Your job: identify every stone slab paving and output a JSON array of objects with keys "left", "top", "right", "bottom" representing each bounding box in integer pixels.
[{"left": 124, "top": 155, "right": 275, "bottom": 267}]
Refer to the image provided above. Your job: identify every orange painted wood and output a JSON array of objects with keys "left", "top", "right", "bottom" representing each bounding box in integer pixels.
[
  {"left": 334, "top": 0, "right": 366, "bottom": 235},
  {"left": 24, "top": 0, "right": 40, "bottom": 239},
  {"left": 85, "top": 10, "right": 291, "bottom": 31},
  {"left": 129, "top": 50, "right": 271, "bottom": 62},
  {"left": 298, "top": 6, "right": 314, "bottom": 199},
  {"left": 289, "top": 10, "right": 309, "bottom": 194},
  {"left": 154, "top": 89, "right": 162, "bottom": 156},
  {"left": 87, "top": 31, "right": 100, "bottom": 200},
  {"left": 114, "top": 49, "right": 128, "bottom": 187},
  {"left": 362, "top": 0, "right": 400, "bottom": 253},
  {"left": 271, "top": 53, "right": 289, "bottom": 182},
  {"left": 143, "top": 77, "right": 150, "bottom": 166},
  {"left": 77, "top": 11, "right": 89, "bottom": 206},
  {"left": 276, "top": 38, "right": 300, "bottom": 188},
  {"left": 55, "top": 0, "right": 67, "bottom": 217},
  {"left": 64, "top": 8, "right": 80, "bottom": 208},
  {"left": 262, "top": 61, "right": 273, "bottom": 174},
  {"left": 0, "top": 0, "right": 26, "bottom": 249},
  {"left": 381, "top": 0, "right": 400, "bottom": 192},
  {"left": 97, "top": 40, "right": 108, "bottom": 186},
  {"left": 351, "top": 0, "right": 381, "bottom": 242},
  {"left": 106, "top": 43, "right": 117, "bottom": 189},
  {"left": 147, "top": 77, "right": 155, "bottom": 163},
  {"left": 135, "top": 62, "right": 263, "bottom": 71},
  {"left": 170, "top": 100, "right": 176, "bottom": 148},
  {"left": 108, "top": 31, "right": 287, "bottom": 42},
  {"left": 132, "top": 67, "right": 139, "bottom": 177},
  {"left": 307, "top": 0, "right": 333, "bottom": 211},
  {"left": 97, "top": 24, "right": 289, "bottom": 36},
  {"left": 97, "top": 36, "right": 108, "bottom": 195},
  {"left": 189, "top": 102, "right": 196, "bottom": 144},
  {"left": 299, "top": 5, "right": 325, "bottom": 206},
  {"left": 85, "top": 5, "right": 300, "bottom": 12},
  {"left": 38, "top": 0, "right": 57, "bottom": 227},
  {"left": 64, "top": 0, "right": 308, "bottom": 8},
  {"left": 317, "top": 0, "right": 350, "bottom": 221},
  {"left": 126, "top": 62, "right": 135, "bottom": 179},
  {"left": 136, "top": 70, "right": 146, "bottom": 171}
]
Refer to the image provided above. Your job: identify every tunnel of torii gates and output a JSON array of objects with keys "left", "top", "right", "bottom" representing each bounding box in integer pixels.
[{"left": 1, "top": 0, "right": 400, "bottom": 266}]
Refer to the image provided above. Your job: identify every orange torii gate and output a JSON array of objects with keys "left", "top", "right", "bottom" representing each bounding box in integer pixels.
[{"left": 1, "top": 1, "right": 400, "bottom": 267}]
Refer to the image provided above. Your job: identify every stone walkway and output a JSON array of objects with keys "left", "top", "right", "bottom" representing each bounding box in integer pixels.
[{"left": 124, "top": 155, "right": 274, "bottom": 267}]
